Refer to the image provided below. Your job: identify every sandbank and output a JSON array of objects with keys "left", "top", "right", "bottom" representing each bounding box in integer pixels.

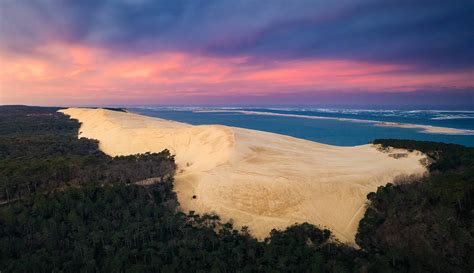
[{"left": 194, "top": 109, "right": 474, "bottom": 135}]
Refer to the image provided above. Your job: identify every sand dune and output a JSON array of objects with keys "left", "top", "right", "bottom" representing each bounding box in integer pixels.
[{"left": 59, "top": 108, "right": 427, "bottom": 244}]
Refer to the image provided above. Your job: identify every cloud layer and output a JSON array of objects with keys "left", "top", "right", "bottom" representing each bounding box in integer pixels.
[{"left": 1, "top": 0, "right": 473, "bottom": 106}]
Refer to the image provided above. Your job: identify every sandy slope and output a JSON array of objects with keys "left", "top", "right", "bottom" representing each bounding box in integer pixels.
[{"left": 59, "top": 108, "right": 427, "bottom": 244}]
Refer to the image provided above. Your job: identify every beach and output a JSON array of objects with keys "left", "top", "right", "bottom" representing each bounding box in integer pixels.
[{"left": 60, "top": 108, "right": 427, "bottom": 244}]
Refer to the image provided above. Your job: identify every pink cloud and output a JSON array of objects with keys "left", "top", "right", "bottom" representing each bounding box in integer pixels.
[{"left": 1, "top": 42, "right": 473, "bottom": 105}]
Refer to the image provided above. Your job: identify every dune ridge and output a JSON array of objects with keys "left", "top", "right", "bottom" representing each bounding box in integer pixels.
[{"left": 60, "top": 108, "right": 427, "bottom": 244}]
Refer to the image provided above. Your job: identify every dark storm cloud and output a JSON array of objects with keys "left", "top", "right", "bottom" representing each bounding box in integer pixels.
[
  {"left": 1, "top": 0, "right": 473, "bottom": 70},
  {"left": 224, "top": 0, "right": 474, "bottom": 71}
]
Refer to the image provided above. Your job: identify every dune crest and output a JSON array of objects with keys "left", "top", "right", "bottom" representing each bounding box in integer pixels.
[
  {"left": 61, "top": 108, "right": 233, "bottom": 173},
  {"left": 60, "top": 108, "right": 427, "bottom": 244}
]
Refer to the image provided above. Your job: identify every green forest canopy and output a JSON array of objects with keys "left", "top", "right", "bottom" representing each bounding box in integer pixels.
[{"left": 0, "top": 106, "right": 472, "bottom": 273}]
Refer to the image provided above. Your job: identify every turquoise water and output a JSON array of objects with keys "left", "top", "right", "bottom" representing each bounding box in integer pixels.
[{"left": 130, "top": 107, "right": 474, "bottom": 147}]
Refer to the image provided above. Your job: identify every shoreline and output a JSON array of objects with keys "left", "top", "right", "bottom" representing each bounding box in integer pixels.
[{"left": 59, "top": 108, "right": 427, "bottom": 245}]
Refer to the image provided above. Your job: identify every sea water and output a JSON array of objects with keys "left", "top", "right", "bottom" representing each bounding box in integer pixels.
[{"left": 130, "top": 107, "right": 474, "bottom": 147}]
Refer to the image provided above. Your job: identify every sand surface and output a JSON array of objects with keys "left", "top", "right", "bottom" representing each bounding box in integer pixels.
[
  {"left": 375, "top": 122, "right": 474, "bottom": 135},
  {"left": 60, "top": 108, "right": 427, "bottom": 244}
]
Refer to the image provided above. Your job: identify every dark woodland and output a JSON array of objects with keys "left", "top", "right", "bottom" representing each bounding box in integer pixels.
[{"left": 1, "top": 106, "right": 472, "bottom": 272}]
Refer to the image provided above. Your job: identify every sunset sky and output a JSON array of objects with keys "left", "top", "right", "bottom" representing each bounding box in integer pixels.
[{"left": 1, "top": 0, "right": 473, "bottom": 107}]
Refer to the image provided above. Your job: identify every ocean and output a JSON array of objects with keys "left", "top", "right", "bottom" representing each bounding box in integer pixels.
[{"left": 130, "top": 107, "right": 474, "bottom": 147}]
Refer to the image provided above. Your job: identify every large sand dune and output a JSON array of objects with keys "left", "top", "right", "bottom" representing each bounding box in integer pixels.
[{"left": 60, "top": 108, "right": 427, "bottom": 244}]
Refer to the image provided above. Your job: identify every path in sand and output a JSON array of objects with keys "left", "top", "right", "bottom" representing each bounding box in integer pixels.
[{"left": 60, "top": 108, "right": 427, "bottom": 244}]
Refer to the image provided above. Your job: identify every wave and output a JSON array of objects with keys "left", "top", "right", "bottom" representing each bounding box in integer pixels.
[{"left": 431, "top": 115, "right": 474, "bottom": 120}]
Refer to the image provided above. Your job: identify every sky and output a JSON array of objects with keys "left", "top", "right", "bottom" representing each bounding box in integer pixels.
[{"left": 0, "top": 0, "right": 473, "bottom": 107}]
